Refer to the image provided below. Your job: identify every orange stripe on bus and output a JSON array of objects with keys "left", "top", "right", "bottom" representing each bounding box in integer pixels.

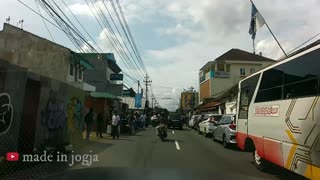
[{"left": 285, "top": 130, "right": 297, "bottom": 169}]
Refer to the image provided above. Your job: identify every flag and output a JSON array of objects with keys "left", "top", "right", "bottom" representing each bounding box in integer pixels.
[{"left": 249, "top": 1, "right": 266, "bottom": 40}]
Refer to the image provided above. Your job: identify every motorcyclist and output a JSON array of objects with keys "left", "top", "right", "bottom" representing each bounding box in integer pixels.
[{"left": 156, "top": 113, "right": 167, "bottom": 138}]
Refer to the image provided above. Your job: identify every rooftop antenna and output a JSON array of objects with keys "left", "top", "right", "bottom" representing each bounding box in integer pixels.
[
  {"left": 5, "top": 16, "right": 10, "bottom": 24},
  {"left": 18, "top": 19, "right": 24, "bottom": 29}
]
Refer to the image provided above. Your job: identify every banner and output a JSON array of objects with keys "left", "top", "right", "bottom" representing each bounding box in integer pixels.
[{"left": 135, "top": 93, "right": 142, "bottom": 108}]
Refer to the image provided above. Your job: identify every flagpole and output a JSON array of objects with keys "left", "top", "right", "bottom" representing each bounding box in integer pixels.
[
  {"left": 251, "top": 0, "right": 288, "bottom": 58},
  {"left": 253, "top": 38, "right": 255, "bottom": 54},
  {"left": 264, "top": 22, "right": 288, "bottom": 57}
]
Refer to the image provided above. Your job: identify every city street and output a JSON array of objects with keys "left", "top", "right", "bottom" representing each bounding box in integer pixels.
[{"left": 3, "top": 126, "right": 305, "bottom": 180}]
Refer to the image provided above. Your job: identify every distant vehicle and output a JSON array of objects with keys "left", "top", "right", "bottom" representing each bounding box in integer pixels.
[
  {"left": 236, "top": 45, "right": 320, "bottom": 179},
  {"left": 212, "top": 114, "right": 236, "bottom": 148},
  {"left": 188, "top": 115, "right": 199, "bottom": 128},
  {"left": 199, "top": 114, "right": 223, "bottom": 137},
  {"left": 168, "top": 114, "right": 183, "bottom": 130}
]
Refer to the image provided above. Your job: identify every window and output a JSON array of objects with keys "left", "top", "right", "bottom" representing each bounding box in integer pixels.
[
  {"left": 239, "top": 74, "right": 260, "bottom": 119},
  {"left": 211, "top": 64, "right": 215, "bottom": 71},
  {"left": 217, "top": 63, "right": 225, "bottom": 71},
  {"left": 255, "top": 87, "right": 282, "bottom": 102},
  {"left": 240, "top": 68, "right": 246, "bottom": 76},
  {"left": 226, "top": 64, "right": 231, "bottom": 72},
  {"left": 250, "top": 68, "right": 255, "bottom": 74},
  {"left": 184, "top": 95, "right": 188, "bottom": 99},
  {"left": 255, "top": 49, "right": 320, "bottom": 103},
  {"left": 78, "top": 66, "right": 83, "bottom": 80},
  {"left": 69, "top": 63, "right": 74, "bottom": 76}
]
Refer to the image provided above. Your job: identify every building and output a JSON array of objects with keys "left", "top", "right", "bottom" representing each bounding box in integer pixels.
[
  {"left": 82, "top": 53, "right": 123, "bottom": 96},
  {"left": 180, "top": 90, "right": 199, "bottom": 113},
  {"left": 199, "top": 49, "right": 275, "bottom": 102},
  {"left": 0, "top": 23, "right": 95, "bottom": 91}
]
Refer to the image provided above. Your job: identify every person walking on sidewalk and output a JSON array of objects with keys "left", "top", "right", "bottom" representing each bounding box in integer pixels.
[
  {"left": 129, "top": 111, "right": 135, "bottom": 135},
  {"left": 85, "top": 108, "right": 94, "bottom": 140},
  {"left": 111, "top": 111, "right": 120, "bottom": 139},
  {"left": 96, "top": 113, "right": 103, "bottom": 138}
]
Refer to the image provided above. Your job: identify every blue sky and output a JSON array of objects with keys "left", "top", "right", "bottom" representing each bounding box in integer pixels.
[{"left": 1, "top": 0, "right": 320, "bottom": 111}]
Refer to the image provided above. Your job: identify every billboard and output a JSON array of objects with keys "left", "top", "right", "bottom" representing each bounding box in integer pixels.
[{"left": 110, "top": 74, "right": 123, "bottom": 80}]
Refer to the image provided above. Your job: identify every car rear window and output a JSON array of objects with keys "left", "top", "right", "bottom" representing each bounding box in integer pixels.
[{"left": 212, "top": 115, "right": 222, "bottom": 121}]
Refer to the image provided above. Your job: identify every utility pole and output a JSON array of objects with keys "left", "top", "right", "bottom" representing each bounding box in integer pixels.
[
  {"left": 143, "top": 74, "right": 152, "bottom": 101},
  {"left": 137, "top": 80, "right": 140, "bottom": 94},
  {"left": 143, "top": 74, "right": 152, "bottom": 112}
]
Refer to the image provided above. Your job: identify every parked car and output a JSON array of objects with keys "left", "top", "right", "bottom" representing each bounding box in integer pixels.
[
  {"left": 188, "top": 115, "right": 199, "bottom": 128},
  {"left": 198, "top": 114, "right": 223, "bottom": 137},
  {"left": 212, "top": 114, "right": 236, "bottom": 148},
  {"left": 194, "top": 114, "right": 209, "bottom": 131},
  {"left": 168, "top": 114, "right": 183, "bottom": 130}
]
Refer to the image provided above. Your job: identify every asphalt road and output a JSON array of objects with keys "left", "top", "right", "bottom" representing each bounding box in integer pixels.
[{"left": 2, "top": 126, "right": 306, "bottom": 180}]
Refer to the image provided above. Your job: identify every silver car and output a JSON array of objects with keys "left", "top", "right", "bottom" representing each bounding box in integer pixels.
[{"left": 212, "top": 114, "right": 236, "bottom": 148}]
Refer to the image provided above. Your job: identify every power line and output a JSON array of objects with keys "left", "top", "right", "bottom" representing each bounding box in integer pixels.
[
  {"left": 35, "top": 1, "right": 55, "bottom": 42},
  {"left": 91, "top": 0, "right": 146, "bottom": 78},
  {"left": 114, "top": 0, "right": 147, "bottom": 73},
  {"left": 101, "top": 0, "right": 146, "bottom": 77},
  {"left": 62, "top": 0, "right": 103, "bottom": 52},
  {"left": 83, "top": 0, "right": 142, "bottom": 80}
]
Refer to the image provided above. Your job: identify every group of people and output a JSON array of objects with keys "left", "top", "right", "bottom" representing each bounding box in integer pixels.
[{"left": 84, "top": 108, "right": 149, "bottom": 140}]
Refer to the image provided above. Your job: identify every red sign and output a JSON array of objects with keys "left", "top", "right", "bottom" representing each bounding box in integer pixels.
[
  {"left": 6, "top": 152, "right": 19, "bottom": 161},
  {"left": 254, "top": 105, "right": 280, "bottom": 117}
]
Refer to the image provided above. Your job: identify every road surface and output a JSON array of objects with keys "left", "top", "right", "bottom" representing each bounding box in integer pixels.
[{"left": 2, "top": 126, "right": 306, "bottom": 180}]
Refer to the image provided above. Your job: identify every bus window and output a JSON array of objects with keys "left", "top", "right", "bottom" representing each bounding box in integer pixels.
[{"left": 238, "top": 74, "right": 260, "bottom": 119}]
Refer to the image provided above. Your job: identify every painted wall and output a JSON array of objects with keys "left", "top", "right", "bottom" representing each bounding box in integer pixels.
[
  {"left": 0, "top": 60, "right": 27, "bottom": 155},
  {"left": 34, "top": 77, "right": 86, "bottom": 150},
  {"left": 0, "top": 59, "right": 86, "bottom": 155}
]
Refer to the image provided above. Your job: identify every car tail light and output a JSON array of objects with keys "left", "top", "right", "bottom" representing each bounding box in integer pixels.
[{"left": 229, "top": 124, "right": 236, "bottom": 130}]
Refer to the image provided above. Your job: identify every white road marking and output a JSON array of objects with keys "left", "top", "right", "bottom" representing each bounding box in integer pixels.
[
  {"left": 172, "top": 130, "right": 175, "bottom": 134},
  {"left": 175, "top": 141, "right": 180, "bottom": 150}
]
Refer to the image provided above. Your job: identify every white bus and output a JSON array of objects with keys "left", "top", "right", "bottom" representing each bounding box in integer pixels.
[{"left": 236, "top": 43, "right": 320, "bottom": 179}]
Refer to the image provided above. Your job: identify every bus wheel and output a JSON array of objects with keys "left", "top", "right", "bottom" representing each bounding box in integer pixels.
[{"left": 253, "top": 150, "right": 268, "bottom": 171}]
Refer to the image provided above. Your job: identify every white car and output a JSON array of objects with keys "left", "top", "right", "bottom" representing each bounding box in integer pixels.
[
  {"left": 188, "top": 115, "right": 199, "bottom": 128},
  {"left": 199, "top": 114, "right": 223, "bottom": 137}
]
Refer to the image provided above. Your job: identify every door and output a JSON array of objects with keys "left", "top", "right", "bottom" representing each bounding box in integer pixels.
[
  {"left": 18, "top": 78, "right": 41, "bottom": 153},
  {"left": 236, "top": 74, "right": 260, "bottom": 150},
  {"left": 216, "top": 117, "right": 226, "bottom": 140}
]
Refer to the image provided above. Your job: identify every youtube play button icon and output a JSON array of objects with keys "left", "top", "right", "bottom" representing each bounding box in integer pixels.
[{"left": 6, "top": 152, "right": 19, "bottom": 161}]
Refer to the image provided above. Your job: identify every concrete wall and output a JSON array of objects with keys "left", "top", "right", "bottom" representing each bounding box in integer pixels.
[
  {"left": 210, "top": 63, "right": 265, "bottom": 98},
  {"left": 200, "top": 80, "right": 210, "bottom": 101},
  {"left": 0, "top": 60, "right": 27, "bottom": 155},
  {"left": 0, "top": 24, "right": 70, "bottom": 83}
]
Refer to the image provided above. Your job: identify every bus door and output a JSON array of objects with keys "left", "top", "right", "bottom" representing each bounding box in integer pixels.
[{"left": 237, "top": 74, "right": 260, "bottom": 150}]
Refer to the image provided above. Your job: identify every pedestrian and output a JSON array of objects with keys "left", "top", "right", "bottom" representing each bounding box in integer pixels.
[
  {"left": 85, "top": 108, "right": 94, "bottom": 140},
  {"left": 111, "top": 111, "right": 120, "bottom": 139},
  {"left": 96, "top": 113, "right": 103, "bottom": 138},
  {"left": 140, "top": 114, "right": 146, "bottom": 129},
  {"left": 129, "top": 111, "right": 135, "bottom": 135}
]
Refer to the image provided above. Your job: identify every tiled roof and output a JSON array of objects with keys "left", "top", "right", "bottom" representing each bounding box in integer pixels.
[{"left": 215, "top": 49, "right": 276, "bottom": 62}]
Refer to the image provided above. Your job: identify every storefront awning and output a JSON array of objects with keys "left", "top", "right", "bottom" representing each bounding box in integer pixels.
[{"left": 90, "top": 92, "right": 122, "bottom": 101}]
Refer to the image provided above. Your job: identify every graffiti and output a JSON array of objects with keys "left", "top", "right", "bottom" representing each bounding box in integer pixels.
[
  {"left": 67, "top": 97, "right": 83, "bottom": 132},
  {"left": 0, "top": 93, "right": 13, "bottom": 135},
  {"left": 41, "top": 90, "right": 67, "bottom": 131}
]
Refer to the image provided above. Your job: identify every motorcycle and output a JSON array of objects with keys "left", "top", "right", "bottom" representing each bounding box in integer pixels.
[{"left": 157, "top": 124, "right": 167, "bottom": 141}]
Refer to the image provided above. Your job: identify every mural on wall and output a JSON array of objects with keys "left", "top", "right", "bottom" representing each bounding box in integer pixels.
[
  {"left": 0, "top": 93, "right": 13, "bottom": 136},
  {"left": 67, "top": 97, "right": 83, "bottom": 133},
  {"left": 41, "top": 90, "right": 68, "bottom": 147}
]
